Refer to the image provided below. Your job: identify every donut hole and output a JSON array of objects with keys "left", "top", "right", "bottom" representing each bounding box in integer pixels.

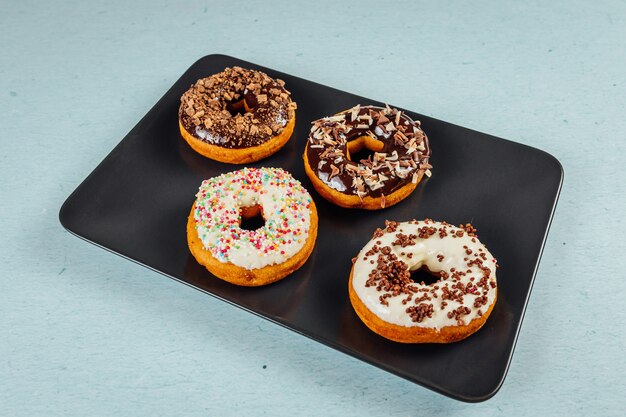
[
  {"left": 409, "top": 266, "right": 441, "bottom": 286},
  {"left": 239, "top": 205, "right": 265, "bottom": 231},
  {"left": 347, "top": 135, "right": 384, "bottom": 163},
  {"left": 226, "top": 99, "right": 250, "bottom": 117}
]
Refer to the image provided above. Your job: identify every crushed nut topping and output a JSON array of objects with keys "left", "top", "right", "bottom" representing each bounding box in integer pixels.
[{"left": 179, "top": 66, "right": 295, "bottom": 149}]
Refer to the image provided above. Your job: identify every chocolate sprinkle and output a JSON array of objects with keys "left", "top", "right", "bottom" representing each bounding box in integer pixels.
[{"left": 354, "top": 220, "right": 498, "bottom": 326}]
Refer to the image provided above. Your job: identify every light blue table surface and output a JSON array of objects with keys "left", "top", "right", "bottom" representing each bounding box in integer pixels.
[{"left": 1, "top": 1, "right": 625, "bottom": 415}]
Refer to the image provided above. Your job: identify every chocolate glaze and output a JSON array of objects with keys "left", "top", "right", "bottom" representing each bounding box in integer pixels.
[
  {"left": 179, "top": 67, "right": 296, "bottom": 149},
  {"left": 305, "top": 105, "right": 431, "bottom": 198}
]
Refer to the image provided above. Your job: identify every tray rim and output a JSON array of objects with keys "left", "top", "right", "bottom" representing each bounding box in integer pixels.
[{"left": 59, "top": 53, "right": 564, "bottom": 403}]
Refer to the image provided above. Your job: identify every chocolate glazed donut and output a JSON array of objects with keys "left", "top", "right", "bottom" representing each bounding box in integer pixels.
[
  {"left": 179, "top": 66, "right": 297, "bottom": 164},
  {"left": 303, "top": 105, "right": 432, "bottom": 209}
]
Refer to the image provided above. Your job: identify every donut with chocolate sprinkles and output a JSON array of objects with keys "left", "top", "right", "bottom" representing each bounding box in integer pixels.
[
  {"left": 303, "top": 105, "right": 431, "bottom": 209},
  {"left": 179, "top": 66, "right": 297, "bottom": 164},
  {"left": 349, "top": 219, "right": 498, "bottom": 343}
]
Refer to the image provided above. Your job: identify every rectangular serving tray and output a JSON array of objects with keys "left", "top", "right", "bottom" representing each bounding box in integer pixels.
[{"left": 59, "top": 54, "right": 563, "bottom": 402}]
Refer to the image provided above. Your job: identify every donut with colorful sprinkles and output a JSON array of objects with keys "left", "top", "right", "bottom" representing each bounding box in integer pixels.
[{"left": 187, "top": 167, "right": 318, "bottom": 286}]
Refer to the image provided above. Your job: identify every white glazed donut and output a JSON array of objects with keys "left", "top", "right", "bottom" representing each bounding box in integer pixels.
[
  {"left": 349, "top": 219, "right": 498, "bottom": 343},
  {"left": 187, "top": 167, "right": 318, "bottom": 286}
]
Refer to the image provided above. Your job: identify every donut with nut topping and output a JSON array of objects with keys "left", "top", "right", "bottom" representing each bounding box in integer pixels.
[
  {"left": 303, "top": 105, "right": 431, "bottom": 209},
  {"left": 179, "top": 66, "right": 297, "bottom": 164}
]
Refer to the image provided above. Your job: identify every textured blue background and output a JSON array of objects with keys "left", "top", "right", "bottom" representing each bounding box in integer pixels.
[{"left": 1, "top": 1, "right": 625, "bottom": 415}]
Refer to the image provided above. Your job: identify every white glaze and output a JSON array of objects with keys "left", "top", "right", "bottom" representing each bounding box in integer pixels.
[
  {"left": 193, "top": 167, "right": 313, "bottom": 269},
  {"left": 352, "top": 220, "right": 497, "bottom": 329}
]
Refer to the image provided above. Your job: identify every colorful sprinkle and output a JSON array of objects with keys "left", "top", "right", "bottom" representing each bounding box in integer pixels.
[{"left": 194, "top": 167, "right": 313, "bottom": 269}]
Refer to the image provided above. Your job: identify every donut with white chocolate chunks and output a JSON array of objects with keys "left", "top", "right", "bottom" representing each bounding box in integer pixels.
[
  {"left": 179, "top": 66, "right": 297, "bottom": 164},
  {"left": 303, "top": 105, "right": 431, "bottom": 209},
  {"left": 349, "top": 219, "right": 498, "bottom": 343},
  {"left": 187, "top": 167, "right": 318, "bottom": 286}
]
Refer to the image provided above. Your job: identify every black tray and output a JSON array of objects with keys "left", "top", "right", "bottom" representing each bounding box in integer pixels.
[{"left": 59, "top": 54, "right": 563, "bottom": 402}]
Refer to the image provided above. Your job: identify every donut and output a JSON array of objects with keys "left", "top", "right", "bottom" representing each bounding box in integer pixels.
[
  {"left": 179, "top": 66, "right": 297, "bottom": 164},
  {"left": 349, "top": 219, "right": 498, "bottom": 343},
  {"left": 187, "top": 167, "right": 318, "bottom": 286},
  {"left": 303, "top": 105, "right": 431, "bottom": 209}
]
